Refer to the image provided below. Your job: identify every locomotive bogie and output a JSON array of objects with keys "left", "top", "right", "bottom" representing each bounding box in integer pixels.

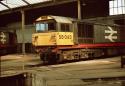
[
  {"left": 80, "top": 49, "right": 104, "bottom": 59},
  {"left": 62, "top": 49, "right": 80, "bottom": 60},
  {"left": 59, "top": 48, "right": 104, "bottom": 61}
]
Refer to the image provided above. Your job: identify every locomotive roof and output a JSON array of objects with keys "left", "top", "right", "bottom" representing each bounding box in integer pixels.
[{"left": 36, "top": 15, "right": 75, "bottom": 24}]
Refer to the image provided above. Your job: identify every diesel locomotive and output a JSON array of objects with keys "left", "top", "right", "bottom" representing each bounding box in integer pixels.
[{"left": 32, "top": 15, "right": 125, "bottom": 63}]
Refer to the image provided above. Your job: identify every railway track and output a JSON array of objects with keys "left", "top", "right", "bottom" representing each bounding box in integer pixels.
[{"left": 24, "top": 55, "right": 120, "bottom": 67}]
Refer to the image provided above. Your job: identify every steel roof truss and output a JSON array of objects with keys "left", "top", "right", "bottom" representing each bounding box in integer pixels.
[
  {"left": 0, "top": 1, "right": 11, "bottom": 9},
  {"left": 22, "top": 0, "right": 30, "bottom": 5}
]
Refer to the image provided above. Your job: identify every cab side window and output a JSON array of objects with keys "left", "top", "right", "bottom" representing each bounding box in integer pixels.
[
  {"left": 48, "top": 22, "right": 56, "bottom": 31},
  {"left": 61, "top": 23, "right": 70, "bottom": 32}
]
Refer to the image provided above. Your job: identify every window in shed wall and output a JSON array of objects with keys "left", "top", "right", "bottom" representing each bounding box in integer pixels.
[{"left": 109, "top": 0, "right": 125, "bottom": 15}]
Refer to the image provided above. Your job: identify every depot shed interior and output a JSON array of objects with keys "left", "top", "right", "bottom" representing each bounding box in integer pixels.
[{"left": 0, "top": 0, "right": 124, "bottom": 53}]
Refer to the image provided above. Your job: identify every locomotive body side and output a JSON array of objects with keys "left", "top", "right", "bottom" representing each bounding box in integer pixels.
[
  {"left": 32, "top": 32, "right": 74, "bottom": 46},
  {"left": 0, "top": 31, "right": 17, "bottom": 55}
]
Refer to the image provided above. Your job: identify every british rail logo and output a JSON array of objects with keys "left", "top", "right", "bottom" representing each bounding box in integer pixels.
[
  {"left": 105, "top": 26, "right": 117, "bottom": 42},
  {"left": 0, "top": 32, "right": 6, "bottom": 44}
]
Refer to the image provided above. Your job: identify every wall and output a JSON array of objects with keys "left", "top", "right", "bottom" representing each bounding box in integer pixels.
[
  {"left": 82, "top": 0, "right": 109, "bottom": 18},
  {"left": 6, "top": 22, "right": 36, "bottom": 53},
  {"left": 7, "top": 22, "right": 36, "bottom": 43}
]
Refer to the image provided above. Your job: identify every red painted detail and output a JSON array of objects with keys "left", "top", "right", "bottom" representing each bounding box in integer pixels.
[
  {"left": 0, "top": 44, "right": 8, "bottom": 49},
  {"left": 78, "top": 43, "right": 125, "bottom": 48},
  {"left": 55, "top": 42, "right": 125, "bottom": 50}
]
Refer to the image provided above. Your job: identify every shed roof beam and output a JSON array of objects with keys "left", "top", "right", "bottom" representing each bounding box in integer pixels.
[
  {"left": 0, "top": 0, "right": 76, "bottom": 15},
  {"left": 0, "top": 1, "right": 11, "bottom": 9},
  {"left": 22, "top": 0, "right": 30, "bottom": 5}
]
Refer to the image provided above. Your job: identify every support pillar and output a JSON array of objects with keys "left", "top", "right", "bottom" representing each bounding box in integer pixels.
[
  {"left": 21, "top": 10, "right": 25, "bottom": 54},
  {"left": 77, "top": 0, "right": 81, "bottom": 20}
]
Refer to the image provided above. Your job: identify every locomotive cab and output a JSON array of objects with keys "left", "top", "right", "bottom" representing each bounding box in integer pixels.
[
  {"left": 32, "top": 15, "right": 76, "bottom": 47},
  {"left": 35, "top": 15, "right": 75, "bottom": 32},
  {"left": 35, "top": 16, "right": 56, "bottom": 32}
]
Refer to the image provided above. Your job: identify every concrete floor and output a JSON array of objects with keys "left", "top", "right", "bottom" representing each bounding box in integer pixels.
[{"left": 1, "top": 54, "right": 125, "bottom": 86}]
